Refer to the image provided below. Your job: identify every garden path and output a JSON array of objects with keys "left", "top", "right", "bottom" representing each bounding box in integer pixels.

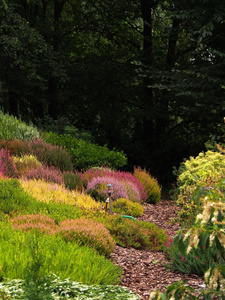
[{"left": 110, "top": 197, "right": 205, "bottom": 300}]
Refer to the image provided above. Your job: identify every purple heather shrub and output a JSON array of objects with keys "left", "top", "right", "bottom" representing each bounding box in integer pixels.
[
  {"left": 86, "top": 175, "right": 141, "bottom": 202},
  {"left": 24, "top": 165, "right": 64, "bottom": 185},
  {"left": 0, "top": 148, "right": 17, "bottom": 178},
  {"left": 82, "top": 167, "right": 147, "bottom": 201}
]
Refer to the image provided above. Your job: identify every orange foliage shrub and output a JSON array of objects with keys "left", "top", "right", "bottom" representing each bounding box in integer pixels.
[
  {"left": 11, "top": 214, "right": 58, "bottom": 234},
  {"left": 58, "top": 218, "right": 116, "bottom": 257}
]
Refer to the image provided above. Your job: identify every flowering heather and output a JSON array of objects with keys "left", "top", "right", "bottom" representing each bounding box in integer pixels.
[
  {"left": 24, "top": 165, "right": 64, "bottom": 185},
  {"left": 12, "top": 214, "right": 58, "bottom": 234},
  {"left": 0, "top": 148, "right": 17, "bottom": 178},
  {"left": 86, "top": 175, "right": 142, "bottom": 202},
  {"left": 59, "top": 218, "right": 116, "bottom": 256},
  {"left": 83, "top": 167, "right": 147, "bottom": 201}
]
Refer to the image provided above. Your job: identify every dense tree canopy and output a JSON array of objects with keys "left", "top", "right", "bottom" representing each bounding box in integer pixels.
[{"left": 1, "top": 0, "right": 225, "bottom": 185}]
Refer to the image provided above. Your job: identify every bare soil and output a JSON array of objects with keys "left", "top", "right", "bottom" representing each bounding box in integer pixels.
[{"left": 110, "top": 198, "right": 205, "bottom": 300}]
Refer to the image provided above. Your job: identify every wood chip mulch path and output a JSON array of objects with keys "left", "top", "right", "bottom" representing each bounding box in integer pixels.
[{"left": 110, "top": 197, "right": 205, "bottom": 300}]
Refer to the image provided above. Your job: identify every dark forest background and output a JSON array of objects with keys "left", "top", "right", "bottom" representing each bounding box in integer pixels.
[{"left": 1, "top": 0, "right": 225, "bottom": 186}]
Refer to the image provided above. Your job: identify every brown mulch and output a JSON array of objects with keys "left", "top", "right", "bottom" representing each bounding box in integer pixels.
[{"left": 110, "top": 197, "right": 205, "bottom": 300}]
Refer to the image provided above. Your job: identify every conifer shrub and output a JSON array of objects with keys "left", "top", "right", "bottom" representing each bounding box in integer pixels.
[
  {"left": 62, "top": 171, "right": 84, "bottom": 191},
  {"left": 102, "top": 215, "right": 166, "bottom": 250},
  {"left": 24, "top": 166, "right": 64, "bottom": 185},
  {"left": 13, "top": 154, "right": 42, "bottom": 176},
  {"left": 0, "top": 148, "right": 18, "bottom": 178},
  {"left": 112, "top": 198, "right": 144, "bottom": 217},
  {"left": 58, "top": 218, "right": 116, "bottom": 257},
  {"left": 133, "top": 167, "right": 161, "bottom": 204}
]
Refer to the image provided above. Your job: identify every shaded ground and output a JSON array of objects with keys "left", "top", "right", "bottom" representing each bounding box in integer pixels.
[{"left": 110, "top": 199, "right": 205, "bottom": 300}]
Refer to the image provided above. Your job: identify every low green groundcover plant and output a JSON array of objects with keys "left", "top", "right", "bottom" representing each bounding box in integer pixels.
[
  {"left": 0, "top": 223, "right": 122, "bottom": 285},
  {"left": 0, "top": 276, "right": 140, "bottom": 299}
]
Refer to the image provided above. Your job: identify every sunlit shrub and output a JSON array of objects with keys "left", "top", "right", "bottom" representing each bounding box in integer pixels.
[
  {"left": 62, "top": 171, "right": 84, "bottom": 191},
  {"left": 12, "top": 214, "right": 58, "bottom": 234},
  {"left": 0, "top": 148, "right": 17, "bottom": 178},
  {"left": 175, "top": 151, "right": 225, "bottom": 195},
  {"left": 0, "top": 178, "right": 82, "bottom": 221},
  {"left": 112, "top": 198, "right": 144, "bottom": 217},
  {"left": 20, "top": 179, "right": 102, "bottom": 211},
  {"left": 133, "top": 166, "right": 161, "bottom": 204},
  {"left": 58, "top": 218, "right": 116, "bottom": 257},
  {"left": 72, "top": 190, "right": 103, "bottom": 211},
  {"left": 0, "top": 110, "right": 40, "bottom": 141},
  {"left": 24, "top": 165, "right": 64, "bottom": 185},
  {"left": 20, "top": 179, "right": 76, "bottom": 205},
  {"left": 82, "top": 167, "right": 147, "bottom": 201},
  {"left": 0, "top": 223, "right": 122, "bottom": 285},
  {"left": 86, "top": 175, "right": 142, "bottom": 202},
  {"left": 103, "top": 215, "right": 166, "bottom": 250},
  {"left": 13, "top": 154, "right": 41, "bottom": 176}
]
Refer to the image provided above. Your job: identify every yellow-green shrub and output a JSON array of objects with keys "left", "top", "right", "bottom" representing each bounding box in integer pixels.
[
  {"left": 103, "top": 215, "right": 166, "bottom": 251},
  {"left": 133, "top": 167, "right": 161, "bottom": 204},
  {"left": 20, "top": 179, "right": 102, "bottom": 210},
  {"left": 112, "top": 198, "right": 144, "bottom": 217},
  {"left": 58, "top": 218, "right": 116, "bottom": 257},
  {"left": 13, "top": 154, "right": 41, "bottom": 176}
]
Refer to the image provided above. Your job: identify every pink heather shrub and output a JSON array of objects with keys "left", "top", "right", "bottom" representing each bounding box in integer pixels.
[
  {"left": 23, "top": 165, "right": 64, "bottom": 185},
  {"left": 86, "top": 175, "right": 142, "bottom": 202},
  {"left": 0, "top": 148, "right": 17, "bottom": 178},
  {"left": 12, "top": 214, "right": 58, "bottom": 234},
  {"left": 82, "top": 167, "right": 147, "bottom": 201}
]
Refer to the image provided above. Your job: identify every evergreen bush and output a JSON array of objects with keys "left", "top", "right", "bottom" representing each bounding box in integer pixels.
[
  {"left": 133, "top": 167, "right": 161, "bottom": 204},
  {"left": 43, "top": 132, "right": 127, "bottom": 169}
]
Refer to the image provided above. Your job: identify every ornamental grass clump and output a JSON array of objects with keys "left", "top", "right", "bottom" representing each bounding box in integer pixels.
[
  {"left": 133, "top": 166, "right": 161, "bottom": 204},
  {"left": 86, "top": 175, "right": 142, "bottom": 202},
  {"left": 112, "top": 198, "right": 144, "bottom": 217},
  {"left": 58, "top": 218, "right": 116, "bottom": 257}
]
